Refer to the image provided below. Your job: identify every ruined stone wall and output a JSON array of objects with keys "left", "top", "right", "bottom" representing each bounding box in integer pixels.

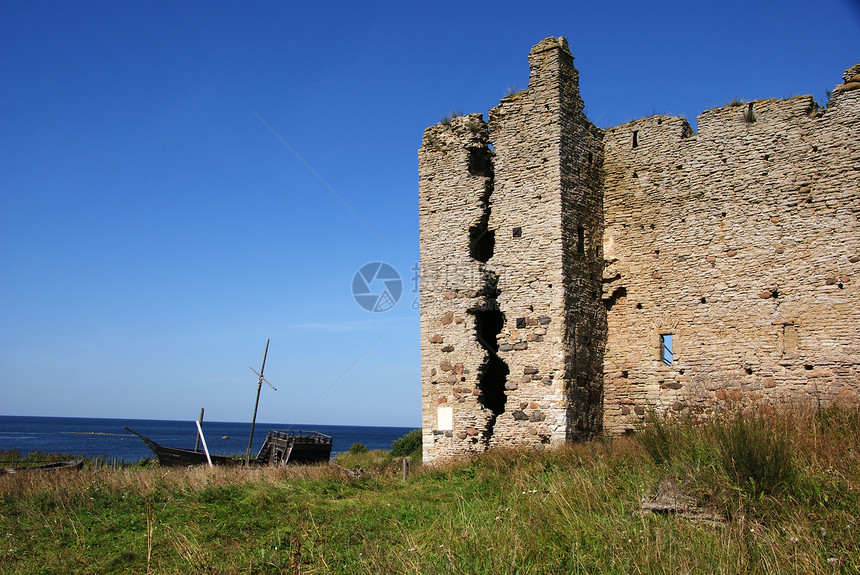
[
  {"left": 419, "top": 36, "right": 860, "bottom": 461},
  {"left": 602, "top": 70, "right": 860, "bottom": 431},
  {"left": 486, "top": 38, "right": 574, "bottom": 449},
  {"left": 418, "top": 114, "right": 495, "bottom": 460}
]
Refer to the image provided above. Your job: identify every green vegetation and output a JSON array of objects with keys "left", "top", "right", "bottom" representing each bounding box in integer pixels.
[
  {"left": 1, "top": 449, "right": 79, "bottom": 465},
  {"left": 504, "top": 85, "right": 526, "bottom": 97},
  {"left": 390, "top": 429, "right": 421, "bottom": 459},
  {"left": 336, "top": 430, "right": 420, "bottom": 469},
  {"left": 439, "top": 109, "right": 464, "bottom": 125},
  {"left": 1, "top": 408, "right": 858, "bottom": 573}
]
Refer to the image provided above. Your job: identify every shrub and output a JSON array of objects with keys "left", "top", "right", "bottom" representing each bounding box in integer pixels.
[
  {"left": 391, "top": 429, "right": 422, "bottom": 458},
  {"left": 348, "top": 443, "right": 369, "bottom": 454}
]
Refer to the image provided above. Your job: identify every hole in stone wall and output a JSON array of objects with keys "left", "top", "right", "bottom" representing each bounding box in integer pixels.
[
  {"left": 745, "top": 367, "right": 753, "bottom": 375},
  {"left": 577, "top": 227, "right": 585, "bottom": 255},
  {"left": 632, "top": 130, "right": 639, "bottom": 148},
  {"left": 587, "top": 151, "right": 593, "bottom": 164},
  {"left": 469, "top": 281, "right": 509, "bottom": 443},
  {"left": 700, "top": 297, "right": 707, "bottom": 304},
  {"left": 469, "top": 180, "right": 495, "bottom": 263},
  {"left": 804, "top": 364, "right": 814, "bottom": 370},
  {"left": 744, "top": 102, "right": 756, "bottom": 123},
  {"left": 516, "top": 317, "right": 526, "bottom": 329},
  {"left": 468, "top": 147, "right": 492, "bottom": 176},
  {"left": 636, "top": 303, "right": 643, "bottom": 309},
  {"left": 470, "top": 226, "right": 495, "bottom": 262},
  {"left": 660, "top": 334, "right": 674, "bottom": 365},
  {"left": 512, "top": 227, "right": 522, "bottom": 238},
  {"left": 603, "top": 286, "right": 627, "bottom": 311}
]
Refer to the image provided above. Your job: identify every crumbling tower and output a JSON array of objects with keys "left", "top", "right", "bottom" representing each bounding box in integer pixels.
[
  {"left": 420, "top": 38, "right": 860, "bottom": 464},
  {"left": 419, "top": 37, "right": 604, "bottom": 461}
]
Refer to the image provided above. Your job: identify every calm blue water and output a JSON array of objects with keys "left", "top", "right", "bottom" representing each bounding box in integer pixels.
[{"left": 0, "top": 416, "right": 417, "bottom": 462}]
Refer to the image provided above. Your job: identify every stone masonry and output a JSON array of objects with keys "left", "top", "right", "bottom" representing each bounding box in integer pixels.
[{"left": 419, "top": 36, "right": 860, "bottom": 463}]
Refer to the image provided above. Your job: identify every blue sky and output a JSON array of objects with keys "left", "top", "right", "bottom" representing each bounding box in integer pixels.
[{"left": 1, "top": 1, "right": 858, "bottom": 427}]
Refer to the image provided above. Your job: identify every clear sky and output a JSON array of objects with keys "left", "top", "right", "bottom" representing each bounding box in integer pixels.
[{"left": 2, "top": 0, "right": 858, "bottom": 427}]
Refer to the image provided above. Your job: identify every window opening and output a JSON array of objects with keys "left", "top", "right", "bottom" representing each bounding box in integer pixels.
[
  {"left": 577, "top": 226, "right": 585, "bottom": 255},
  {"left": 660, "top": 334, "right": 674, "bottom": 365},
  {"left": 632, "top": 130, "right": 639, "bottom": 148}
]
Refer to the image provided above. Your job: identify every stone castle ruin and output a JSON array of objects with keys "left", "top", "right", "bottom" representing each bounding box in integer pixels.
[{"left": 418, "top": 36, "right": 860, "bottom": 462}]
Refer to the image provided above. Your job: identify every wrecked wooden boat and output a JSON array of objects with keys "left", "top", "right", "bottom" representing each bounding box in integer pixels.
[
  {"left": 125, "top": 426, "right": 332, "bottom": 467},
  {"left": 2, "top": 458, "right": 85, "bottom": 474},
  {"left": 125, "top": 427, "right": 239, "bottom": 467},
  {"left": 254, "top": 429, "right": 333, "bottom": 465},
  {"left": 126, "top": 341, "right": 332, "bottom": 468}
]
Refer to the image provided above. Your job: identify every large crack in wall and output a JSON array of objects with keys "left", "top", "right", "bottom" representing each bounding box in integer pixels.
[
  {"left": 469, "top": 273, "right": 509, "bottom": 444},
  {"left": 467, "top": 144, "right": 508, "bottom": 445},
  {"left": 469, "top": 150, "right": 495, "bottom": 263}
]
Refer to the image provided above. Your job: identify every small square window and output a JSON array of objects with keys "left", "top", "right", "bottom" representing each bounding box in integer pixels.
[
  {"left": 516, "top": 317, "right": 526, "bottom": 329},
  {"left": 660, "top": 334, "right": 673, "bottom": 365},
  {"left": 512, "top": 227, "right": 522, "bottom": 238}
]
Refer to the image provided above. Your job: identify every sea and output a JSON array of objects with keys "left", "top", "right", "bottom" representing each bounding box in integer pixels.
[{"left": 0, "top": 415, "right": 417, "bottom": 463}]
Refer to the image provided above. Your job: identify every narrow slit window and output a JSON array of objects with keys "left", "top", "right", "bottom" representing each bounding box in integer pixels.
[
  {"left": 660, "top": 334, "right": 674, "bottom": 365},
  {"left": 632, "top": 130, "right": 639, "bottom": 149},
  {"left": 577, "top": 226, "right": 585, "bottom": 255}
]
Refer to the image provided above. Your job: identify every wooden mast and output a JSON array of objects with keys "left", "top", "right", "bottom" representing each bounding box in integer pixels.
[
  {"left": 193, "top": 407, "right": 204, "bottom": 452},
  {"left": 245, "top": 339, "right": 276, "bottom": 465}
]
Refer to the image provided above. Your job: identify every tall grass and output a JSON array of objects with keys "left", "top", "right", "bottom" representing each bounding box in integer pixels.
[
  {"left": 714, "top": 411, "right": 795, "bottom": 496},
  {"left": 1, "top": 407, "right": 858, "bottom": 574}
]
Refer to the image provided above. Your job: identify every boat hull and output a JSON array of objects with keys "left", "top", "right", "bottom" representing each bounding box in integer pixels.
[{"left": 125, "top": 427, "right": 333, "bottom": 467}]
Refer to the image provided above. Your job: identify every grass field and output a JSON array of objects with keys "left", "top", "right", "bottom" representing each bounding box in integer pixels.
[{"left": 1, "top": 408, "right": 857, "bottom": 574}]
